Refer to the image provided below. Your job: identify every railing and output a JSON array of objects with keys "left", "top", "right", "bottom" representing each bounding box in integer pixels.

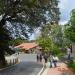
[{"left": 5, "top": 54, "right": 19, "bottom": 66}]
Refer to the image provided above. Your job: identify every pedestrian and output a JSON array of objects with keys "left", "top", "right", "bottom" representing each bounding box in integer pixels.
[
  {"left": 37, "top": 53, "right": 40, "bottom": 62},
  {"left": 53, "top": 55, "right": 58, "bottom": 67},
  {"left": 70, "top": 44, "right": 72, "bottom": 53},
  {"left": 42, "top": 55, "right": 45, "bottom": 67},
  {"left": 40, "top": 54, "right": 42, "bottom": 62},
  {"left": 44, "top": 53, "right": 48, "bottom": 63},
  {"left": 66, "top": 46, "right": 71, "bottom": 61},
  {"left": 49, "top": 54, "right": 53, "bottom": 68}
]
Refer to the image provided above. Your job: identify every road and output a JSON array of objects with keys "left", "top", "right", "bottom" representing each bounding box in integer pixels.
[{"left": 0, "top": 53, "right": 43, "bottom": 75}]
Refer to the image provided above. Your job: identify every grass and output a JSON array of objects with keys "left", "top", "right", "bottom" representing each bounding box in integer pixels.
[{"left": 67, "top": 60, "right": 75, "bottom": 72}]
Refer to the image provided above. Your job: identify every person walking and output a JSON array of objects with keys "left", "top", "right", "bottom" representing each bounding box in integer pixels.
[
  {"left": 39, "top": 54, "right": 42, "bottom": 62},
  {"left": 70, "top": 44, "right": 72, "bottom": 53},
  {"left": 53, "top": 55, "right": 58, "bottom": 67},
  {"left": 44, "top": 53, "right": 48, "bottom": 63},
  {"left": 37, "top": 49, "right": 42, "bottom": 62},
  {"left": 42, "top": 55, "right": 45, "bottom": 67},
  {"left": 66, "top": 46, "right": 71, "bottom": 61},
  {"left": 49, "top": 54, "right": 53, "bottom": 68},
  {"left": 36, "top": 54, "right": 39, "bottom": 62}
]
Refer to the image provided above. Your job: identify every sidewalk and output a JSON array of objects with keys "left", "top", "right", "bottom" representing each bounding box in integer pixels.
[{"left": 42, "top": 62, "right": 74, "bottom": 75}]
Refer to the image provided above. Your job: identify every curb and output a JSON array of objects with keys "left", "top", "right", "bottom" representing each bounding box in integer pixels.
[
  {"left": 38, "top": 66, "right": 45, "bottom": 75},
  {"left": 0, "top": 59, "right": 21, "bottom": 71},
  {"left": 41, "top": 68, "right": 49, "bottom": 75}
]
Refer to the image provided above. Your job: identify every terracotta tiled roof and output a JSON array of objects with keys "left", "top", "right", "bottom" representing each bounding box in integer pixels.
[{"left": 15, "top": 43, "right": 38, "bottom": 50}]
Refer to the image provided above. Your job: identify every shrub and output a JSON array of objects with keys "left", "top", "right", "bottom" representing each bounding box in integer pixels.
[
  {"left": 67, "top": 60, "right": 75, "bottom": 71},
  {"left": 52, "top": 45, "right": 61, "bottom": 55}
]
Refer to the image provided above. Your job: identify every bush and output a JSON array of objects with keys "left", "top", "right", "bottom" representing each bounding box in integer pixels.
[
  {"left": 52, "top": 45, "right": 61, "bottom": 55},
  {"left": 67, "top": 60, "right": 75, "bottom": 71},
  {"left": 57, "top": 53, "right": 65, "bottom": 58}
]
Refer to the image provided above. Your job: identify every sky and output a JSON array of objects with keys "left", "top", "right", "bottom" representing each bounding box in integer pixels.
[
  {"left": 30, "top": 0, "right": 75, "bottom": 40},
  {"left": 59, "top": 0, "right": 75, "bottom": 25}
]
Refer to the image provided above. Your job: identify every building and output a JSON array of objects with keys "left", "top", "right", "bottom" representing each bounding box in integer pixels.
[{"left": 15, "top": 43, "right": 42, "bottom": 53}]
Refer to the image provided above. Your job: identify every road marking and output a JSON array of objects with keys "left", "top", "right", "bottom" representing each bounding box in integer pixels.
[
  {"left": 41, "top": 68, "right": 49, "bottom": 75},
  {"left": 38, "top": 66, "right": 44, "bottom": 75}
]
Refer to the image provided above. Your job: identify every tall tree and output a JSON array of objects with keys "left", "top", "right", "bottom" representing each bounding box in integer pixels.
[
  {"left": 36, "top": 24, "right": 62, "bottom": 54},
  {"left": 65, "top": 9, "right": 75, "bottom": 42},
  {"left": 51, "top": 24, "right": 63, "bottom": 46},
  {"left": 9, "top": 38, "right": 28, "bottom": 46},
  {"left": 36, "top": 37, "right": 52, "bottom": 52},
  {"left": 41, "top": 24, "right": 63, "bottom": 46},
  {"left": 0, "top": 0, "right": 59, "bottom": 65}
]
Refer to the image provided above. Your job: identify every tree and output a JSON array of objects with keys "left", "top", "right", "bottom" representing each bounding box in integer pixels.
[
  {"left": 41, "top": 23, "right": 63, "bottom": 47},
  {"left": 51, "top": 24, "right": 63, "bottom": 46},
  {"left": 40, "top": 23, "right": 63, "bottom": 55},
  {"left": 36, "top": 36, "right": 61, "bottom": 55},
  {"left": 9, "top": 38, "right": 28, "bottom": 46},
  {"left": 36, "top": 37, "right": 52, "bottom": 52},
  {"left": 0, "top": 0, "right": 59, "bottom": 65},
  {"left": 65, "top": 9, "right": 75, "bottom": 42},
  {"left": 36, "top": 24, "right": 62, "bottom": 55}
]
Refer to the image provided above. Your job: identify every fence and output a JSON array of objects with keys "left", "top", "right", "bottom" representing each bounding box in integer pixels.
[{"left": 5, "top": 55, "right": 19, "bottom": 65}]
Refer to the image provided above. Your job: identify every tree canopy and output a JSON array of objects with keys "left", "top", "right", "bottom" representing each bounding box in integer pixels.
[
  {"left": 41, "top": 23, "right": 63, "bottom": 46},
  {"left": 65, "top": 9, "right": 75, "bottom": 42},
  {"left": 36, "top": 23, "right": 62, "bottom": 55},
  {"left": 36, "top": 36, "right": 52, "bottom": 52},
  {"left": 0, "top": 0, "right": 60, "bottom": 39},
  {"left": 0, "top": 0, "right": 60, "bottom": 65},
  {"left": 9, "top": 38, "right": 28, "bottom": 46},
  {"left": 0, "top": 0, "right": 59, "bottom": 25}
]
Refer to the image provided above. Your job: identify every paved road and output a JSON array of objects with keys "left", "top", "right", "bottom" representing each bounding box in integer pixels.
[
  {"left": 18, "top": 53, "right": 37, "bottom": 62},
  {"left": 0, "top": 53, "right": 43, "bottom": 75}
]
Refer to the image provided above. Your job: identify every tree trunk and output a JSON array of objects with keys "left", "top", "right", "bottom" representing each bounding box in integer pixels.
[
  {"left": 0, "top": 18, "right": 9, "bottom": 66},
  {"left": 72, "top": 43, "right": 75, "bottom": 59},
  {"left": 0, "top": 49, "right": 6, "bottom": 66}
]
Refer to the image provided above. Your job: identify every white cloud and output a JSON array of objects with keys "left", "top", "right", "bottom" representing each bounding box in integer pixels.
[
  {"left": 59, "top": 20, "right": 68, "bottom": 25},
  {"left": 59, "top": 0, "right": 68, "bottom": 9},
  {"left": 59, "top": 0, "right": 75, "bottom": 24}
]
